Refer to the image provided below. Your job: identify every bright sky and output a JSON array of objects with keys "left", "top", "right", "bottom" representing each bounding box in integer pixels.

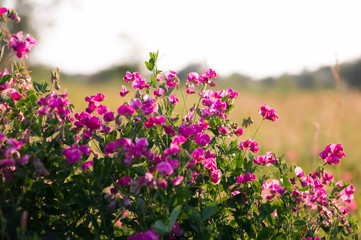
[{"left": 8, "top": 0, "right": 361, "bottom": 78}]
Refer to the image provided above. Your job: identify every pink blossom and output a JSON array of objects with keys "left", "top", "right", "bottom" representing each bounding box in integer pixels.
[
  {"left": 195, "top": 133, "right": 211, "bottom": 146},
  {"left": 172, "top": 176, "right": 184, "bottom": 186},
  {"left": 187, "top": 72, "right": 200, "bottom": 84},
  {"left": 81, "top": 161, "right": 93, "bottom": 171},
  {"left": 157, "top": 162, "right": 174, "bottom": 175},
  {"left": 118, "top": 176, "right": 131, "bottom": 186},
  {"left": 319, "top": 143, "right": 345, "bottom": 165},
  {"left": 205, "top": 68, "right": 217, "bottom": 79},
  {"left": 164, "top": 125, "right": 176, "bottom": 135},
  {"left": 103, "top": 111, "right": 114, "bottom": 122},
  {"left": 104, "top": 142, "right": 116, "bottom": 155},
  {"left": 79, "top": 145, "right": 91, "bottom": 156},
  {"left": 153, "top": 88, "right": 165, "bottom": 97},
  {"left": 130, "top": 98, "right": 143, "bottom": 109},
  {"left": 295, "top": 167, "right": 304, "bottom": 178},
  {"left": 9, "top": 31, "right": 36, "bottom": 58},
  {"left": 168, "top": 95, "right": 179, "bottom": 105},
  {"left": 186, "top": 84, "right": 195, "bottom": 94},
  {"left": 237, "top": 172, "right": 256, "bottom": 184},
  {"left": 218, "top": 126, "right": 230, "bottom": 134},
  {"left": 234, "top": 128, "right": 244, "bottom": 137},
  {"left": 119, "top": 85, "right": 129, "bottom": 97},
  {"left": 210, "top": 169, "right": 221, "bottom": 184},
  {"left": 0, "top": 8, "right": 7, "bottom": 16},
  {"left": 62, "top": 147, "right": 81, "bottom": 164},
  {"left": 258, "top": 104, "right": 278, "bottom": 121},
  {"left": 117, "top": 105, "right": 135, "bottom": 117}
]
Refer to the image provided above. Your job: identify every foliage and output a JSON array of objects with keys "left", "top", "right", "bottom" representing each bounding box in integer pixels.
[{"left": 0, "top": 8, "right": 359, "bottom": 240}]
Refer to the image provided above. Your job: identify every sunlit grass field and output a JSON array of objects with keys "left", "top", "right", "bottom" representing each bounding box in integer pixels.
[{"left": 62, "top": 79, "right": 361, "bottom": 220}]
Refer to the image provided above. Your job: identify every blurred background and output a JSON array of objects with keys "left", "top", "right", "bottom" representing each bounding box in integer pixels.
[{"left": 2, "top": 0, "right": 361, "bottom": 219}]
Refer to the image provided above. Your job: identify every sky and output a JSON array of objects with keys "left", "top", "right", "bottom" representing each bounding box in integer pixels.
[{"left": 5, "top": 0, "right": 361, "bottom": 79}]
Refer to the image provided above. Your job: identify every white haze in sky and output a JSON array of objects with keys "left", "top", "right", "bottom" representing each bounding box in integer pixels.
[{"left": 5, "top": 0, "right": 361, "bottom": 78}]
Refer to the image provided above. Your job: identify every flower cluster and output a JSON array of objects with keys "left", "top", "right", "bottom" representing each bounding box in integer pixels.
[{"left": 0, "top": 11, "right": 358, "bottom": 239}]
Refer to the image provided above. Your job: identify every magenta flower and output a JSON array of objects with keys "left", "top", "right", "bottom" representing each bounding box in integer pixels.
[
  {"left": 157, "top": 161, "right": 174, "bottom": 175},
  {"left": 205, "top": 68, "right": 217, "bottom": 79},
  {"left": 172, "top": 176, "right": 184, "bottom": 186},
  {"left": 294, "top": 167, "right": 304, "bottom": 178},
  {"left": 258, "top": 104, "right": 279, "bottom": 121},
  {"left": 168, "top": 95, "right": 179, "bottom": 105},
  {"left": 187, "top": 72, "right": 200, "bottom": 84},
  {"left": 234, "top": 128, "right": 244, "bottom": 137},
  {"left": 117, "top": 105, "right": 135, "bottom": 117},
  {"left": 210, "top": 169, "right": 221, "bottom": 184},
  {"left": 186, "top": 84, "right": 195, "bottom": 94},
  {"left": 9, "top": 31, "right": 36, "bottom": 58},
  {"left": 319, "top": 143, "right": 345, "bottom": 165},
  {"left": 218, "top": 126, "right": 230, "bottom": 135},
  {"left": 119, "top": 85, "right": 129, "bottom": 97},
  {"left": 81, "top": 161, "right": 93, "bottom": 171},
  {"left": 104, "top": 142, "right": 116, "bottom": 155},
  {"left": 237, "top": 172, "right": 256, "bottom": 184},
  {"left": 195, "top": 133, "right": 211, "bottom": 146},
  {"left": 62, "top": 147, "right": 81, "bottom": 164},
  {"left": 118, "top": 176, "right": 131, "bottom": 186},
  {"left": 103, "top": 111, "right": 114, "bottom": 122},
  {"left": 0, "top": 8, "right": 7, "bottom": 16},
  {"left": 153, "top": 88, "right": 165, "bottom": 97},
  {"left": 164, "top": 125, "right": 176, "bottom": 135}
]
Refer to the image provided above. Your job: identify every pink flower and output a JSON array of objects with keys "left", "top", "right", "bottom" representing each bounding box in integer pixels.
[
  {"left": 218, "top": 126, "right": 230, "bottom": 134},
  {"left": 319, "top": 143, "right": 345, "bottom": 165},
  {"left": 119, "top": 85, "right": 129, "bottom": 97},
  {"left": 81, "top": 161, "right": 93, "bottom": 171},
  {"left": 186, "top": 84, "right": 195, "bottom": 94},
  {"left": 237, "top": 172, "right": 256, "bottom": 184},
  {"left": 205, "top": 68, "right": 217, "bottom": 79},
  {"left": 153, "top": 88, "right": 165, "bottom": 97},
  {"left": 168, "top": 95, "right": 179, "bottom": 105},
  {"left": 157, "top": 162, "right": 174, "bottom": 175},
  {"left": 9, "top": 31, "right": 36, "bottom": 58},
  {"left": 172, "top": 176, "right": 184, "bottom": 186},
  {"left": 117, "top": 105, "right": 135, "bottom": 117},
  {"left": 164, "top": 125, "right": 176, "bottom": 135},
  {"left": 0, "top": 8, "right": 7, "bottom": 16},
  {"left": 103, "top": 111, "right": 114, "bottom": 122},
  {"left": 118, "top": 176, "right": 131, "bottom": 186},
  {"left": 187, "top": 72, "right": 200, "bottom": 84},
  {"left": 104, "top": 142, "right": 116, "bottom": 155},
  {"left": 294, "top": 167, "right": 304, "bottom": 178},
  {"left": 234, "top": 128, "right": 244, "bottom": 137},
  {"left": 258, "top": 104, "right": 278, "bottom": 121},
  {"left": 195, "top": 133, "right": 210, "bottom": 146},
  {"left": 62, "top": 147, "right": 81, "bottom": 164},
  {"left": 210, "top": 169, "right": 221, "bottom": 184}
]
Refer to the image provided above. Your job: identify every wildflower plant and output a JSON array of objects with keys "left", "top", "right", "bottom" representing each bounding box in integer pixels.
[{"left": 0, "top": 7, "right": 359, "bottom": 240}]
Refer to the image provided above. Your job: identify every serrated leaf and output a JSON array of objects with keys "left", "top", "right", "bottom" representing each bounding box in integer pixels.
[{"left": 168, "top": 205, "right": 182, "bottom": 232}]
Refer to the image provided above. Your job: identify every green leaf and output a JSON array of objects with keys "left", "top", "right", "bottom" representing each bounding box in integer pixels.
[
  {"left": 234, "top": 153, "right": 243, "bottom": 170},
  {"left": 145, "top": 59, "right": 155, "bottom": 71},
  {"left": 202, "top": 202, "right": 217, "bottom": 221},
  {"left": 183, "top": 206, "right": 202, "bottom": 222},
  {"left": 170, "top": 187, "right": 191, "bottom": 207},
  {"left": 257, "top": 227, "right": 274, "bottom": 240},
  {"left": 293, "top": 219, "right": 307, "bottom": 227},
  {"left": 168, "top": 205, "right": 182, "bottom": 232},
  {"left": 136, "top": 197, "right": 145, "bottom": 214},
  {"left": 272, "top": 232, "right": 288, "bottom": 240},
  {"left": 152, "top": 220, "right": 168, "bottom": 234},
  {"left": 282, "top": 176, "right": 291, "bottom": 187},
  {"left": 0, "top": 74, "right": 12, "bottom": 85}
]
